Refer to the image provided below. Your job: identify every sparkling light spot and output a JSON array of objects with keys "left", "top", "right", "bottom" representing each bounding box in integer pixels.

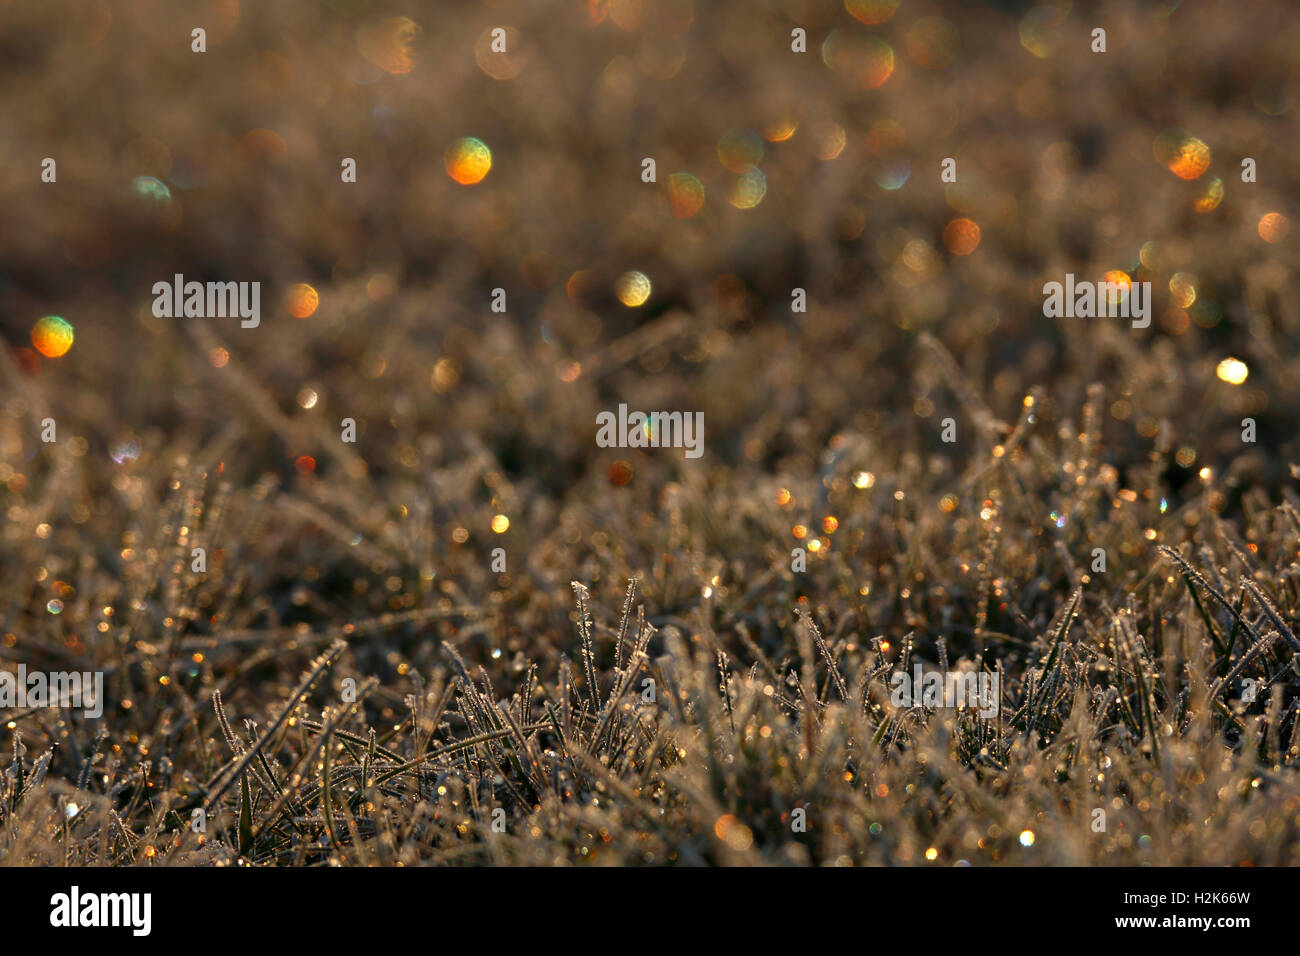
[
  {"left": 131, "top": 176, "right": 171, "bottom": 203},
  {"left": 665, "top": 172, "right": 705, "bottom": 219},
  {"left": 1102, "top": 270, "right": 1131, "bottom": 308},
  {"left": 714, "top": 813, "right": 754, "bottom": 851},
  {"left": 1216, "top": 357, "right": 1248, "bottom": 385},
  {"left": 1169, "top": 273, "right": 1197, "bottom": 308},
  {"left": 615, "top": 271, "right": 651, "bottom": 307},
  {"left": 111, "top": 440, "right": 141, "bottom": 465},
  {"left": 728, "top": 168, "right": 767, "bottom": 209},
  {"left": 1139, "top": 241, "right": 1160, "bottom": 269},
  {"left": 491, "top": 514, "right": 510, "bottom": 533},
  {"left": 943, "top": 218, "right": 980, "bottom": 255},
  {"left": 431, "top": 358, "right": 461, "bottom": 393},
  {"left": 763, "top": 117, "right": 799, "bottom": 142},
  {"left": 47, "top": 599, "right": 63, "bottom": 615},
  {"left": 1019, "top": 829, "right": 1035, "bottom": 847},
  {"left": 286, "top": 283, "right": 319, "bottom": 318},
  {"left": 445, "top": 137, "right": 492, "bottom": 185},
  {"left": 1154, "top": 131, "right": 1211, "bottom": 180},
  {"left": 1258, "top": 212, "right": 1289, "bottom": 243},
  {"left": 1103, "top": 269, "right": 1131, "bottom": 290},
  {"left": 1192, "top": 176, "right": 1223, "bottom": 212},
  {"left": 32, "top": 316, "right": 74, "bottom": 358}
]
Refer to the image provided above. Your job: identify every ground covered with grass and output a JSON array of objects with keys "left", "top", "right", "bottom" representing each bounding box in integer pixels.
[{"left": 2, "top": 0, "right": 1300, "bottom": 865}]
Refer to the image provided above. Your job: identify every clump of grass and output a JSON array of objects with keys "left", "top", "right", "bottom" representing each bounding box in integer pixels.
[{"left": 6, "top": 396, "right": 1300, "bottom": 865}]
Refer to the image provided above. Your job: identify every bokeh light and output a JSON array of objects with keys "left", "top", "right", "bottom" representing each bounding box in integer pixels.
[
  {"left": 943, "top": 218, "right": 981, "bottom": 255},
  {"left": 1216, "top": 357, "right": 1249, "bottom": 385},
  {"left": 1019, "top": 3, "right": 1069, "bottom": 58},
  {"left": 1169, "top": 272, "right": 1197, "bottom": 308},
  {"left": 1102, "top": 270, "right": 1132, "bottom": 307},
  {"left": 822, "top": 32, "right": 894, "bottom": 89},
  {"left": 111, "top": 439, "right": 140, "bottom": 465},
  {"left": 1154, "top": 130, "right": 1211, "bottom": 180},
  {"left": 286, "top": 283, "right": 319, "bottom": 318},
  {"left": 763, "top": 117, "right": 798, "bottom": 143},
  {"left": 445, "top": 137, "right": 492, "bottom": 185},
  {"left": 665, "top": 172, "right": 705, "bottom": 218},
  {"left": 874, "top": 159, "right": 910, "bottom": 190},
  {"left": 1192, "top": 176, "right": 1223, "bottom": 212},
  {"left": 616, "top": 271, "right": 652, "bottom": 307},
  {"left": 728, "top": 168, "right": 767, "bottom": 209},
  {"left": 130, "top": 176, "right": 171, "bottom": 204},
  {"left": 1258, "top": 212, "right": 1289, "bottom": 243},
  {"left": 812, "top": 121, "right": 847, "bottom": 160},
  {"left": 31, "top": 316, "right": 74, "bottom": 358}
]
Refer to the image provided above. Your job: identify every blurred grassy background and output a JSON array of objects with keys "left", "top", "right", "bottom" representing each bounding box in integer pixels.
[
  {"left": 2, "top": 0, "right": 1297, "bottom": 634},
  {"left": 2, "top": 0, "right": 1297, "bottom": 480}
]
